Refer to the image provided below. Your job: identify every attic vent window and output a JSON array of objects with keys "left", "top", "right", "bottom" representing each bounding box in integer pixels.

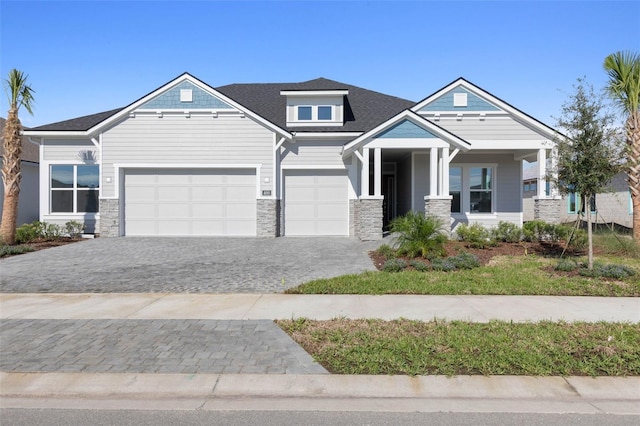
[
  {"left": 453, "top": 93, "right": 467, "bottom": 107},
  {"left": 180, "top": 89, "right": 193, "bottom": 102}
]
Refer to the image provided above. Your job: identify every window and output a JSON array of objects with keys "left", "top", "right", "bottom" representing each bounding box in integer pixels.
[
  {"left": 51, "top": 165, "right": 99, "bottom": 213},
  {"left": 449, "top": 167, "right": 462, "bottom": 213},
  {"left": 297, "top": 106, "right": 312, "bottom": 120},
  {"left": 568, "top": 192, "right": 596, "bottom": 214},
  {"left": 469, "top": 167, "right": 492, "bottom": 213},
  {"left": 449, "top": 165, "right": 495, "bottom": 214},
  {"left": 318, "top": 106, "right": 332, "bottom": 120}
]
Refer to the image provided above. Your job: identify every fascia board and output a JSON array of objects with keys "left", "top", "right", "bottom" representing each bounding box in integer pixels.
[{"left": 280, "top": 90, "right": 349, "bottom": 96}]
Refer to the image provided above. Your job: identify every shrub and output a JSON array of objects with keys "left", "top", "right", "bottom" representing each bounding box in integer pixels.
[
  {"left": 409, "top": 259, "right": 430, "bottom": 271},
  {"left": 389, "top": 212, "right": 447, "bottom": 259},
  {"left": 580, "top": 263, "right": 636, "bottom": 279},
  {"left": 0, "top": 244, "right": 34, "bottom": 257},
  {"left": 41, "top": 222, "right": 63, "bottom": 240},
  {"left": 431, "top": 252, "right": 480, "bottom": 272},
  {"left": 523, "top": 220, "right": 550, "bottom": 242},
  {"left": 383, "top": 258, "right": 407, "bottom": 272},
  {"left": 567, "top": 228, "right": 588, "bottom": 251},
  {"left": 456, "top": 223, "right": 495, "bottom": 249},
  {"left": 375, "top": 244, "right": 396, "bottom": 259},
  {"left": 15, "top": 221, "right": 42, "bottom": 244},
  {"left": 555, "top": 258, "right": 578, "bottom": 272},
  {"left": 491, "top": 221, "right": 523, "bottom": 243},
  {"left": 65, "top": 221, "right": 85, "bottom": 238}
]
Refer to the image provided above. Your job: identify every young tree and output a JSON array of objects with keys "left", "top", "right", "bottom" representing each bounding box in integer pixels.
[
  {"left": 1, "top": 69, "right": 35, "bottom": 244},
  {"left": 603, "top": 51, "right": 640, "bottom": 239},
  {"left": 551, "top": 78, "right": 623, "bottom": 269}
]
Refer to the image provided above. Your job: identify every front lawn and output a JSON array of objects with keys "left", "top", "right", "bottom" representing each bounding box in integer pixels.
[
  {"left": 286, "top": 254, "right": 640, "bottom": 296},
  {"left": 277, "top": 318, "right": 640, "bottom": 376}
]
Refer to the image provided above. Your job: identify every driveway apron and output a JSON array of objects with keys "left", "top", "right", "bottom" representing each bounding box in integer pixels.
[{"left": 0, "top": 237, "right": 380, "bottom": 293}]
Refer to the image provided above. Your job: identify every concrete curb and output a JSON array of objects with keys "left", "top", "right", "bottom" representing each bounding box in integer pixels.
[{"left": 2, "top": 372, "right": 638, "bottom": 400}]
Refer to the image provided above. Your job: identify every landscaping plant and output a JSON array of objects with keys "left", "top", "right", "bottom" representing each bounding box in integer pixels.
[{"left": 389, "top": 212, "right": 447, "bottom": 259}]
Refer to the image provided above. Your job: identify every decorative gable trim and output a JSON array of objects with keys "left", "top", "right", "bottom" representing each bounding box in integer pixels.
[
  {"left": 412, "top": 78, "right": 559, "bottom": 140},
  {"left": 87, "top": 73, "right": 292, "bottom": 138},
  {"left": 342, "top": 109, "right": 470, "bottom": 157}
]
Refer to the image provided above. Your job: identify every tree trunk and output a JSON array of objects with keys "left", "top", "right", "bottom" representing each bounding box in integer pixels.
[
  {"left": 0, "top": 107, "right": 22, "bottom": 245},
  {"left": 586, "top": 196, "right": 593, "bottom": 270},
  {"left": 628, "top": 112, "right": 640, "bottom": 240}
]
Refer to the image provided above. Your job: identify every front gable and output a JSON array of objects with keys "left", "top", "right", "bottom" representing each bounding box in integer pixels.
[
  {"left": 139, "top": 81, "right": 234, "bottom": 110},
  {"left": 418, "top": 87, "right": 500, "bottom": 112},
  {"left": 376, "top": 119, "right": 437, "bottom": 139}
]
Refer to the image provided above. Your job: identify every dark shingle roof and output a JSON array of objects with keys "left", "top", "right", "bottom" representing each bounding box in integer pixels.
[
  {"left": 0, "top": 118, "right": 39, "bottom": 163},
  {"left": 28, "top": 77, "right": 414, "bottom": 134},
  {"left": 29, "top": 108, "right": 124, "bottom": 132},
  {"left": 216, "top": 78, "right": 415, "bottom": 132}
]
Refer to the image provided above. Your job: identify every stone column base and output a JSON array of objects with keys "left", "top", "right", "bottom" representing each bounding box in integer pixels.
[
  {"left": 533, "top": 197, "right": 562, "bottom": 224},
  {"left": 355, "top": 197, "right": 383, "bottom": 241},
  {"left": 98, "top": 199, "right": 120, "bottom": 237},
  {"left": 257, "top": 199, "right": 280, "bottom": 237},
  {"left": 424, "top": 196, "right": 452, "bottom": 235}
]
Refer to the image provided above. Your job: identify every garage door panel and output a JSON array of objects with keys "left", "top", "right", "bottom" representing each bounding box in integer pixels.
[
  {"left": 284, "top": 170, "right": 348, "bottom": 236},
  {"left": 124, "top": 169, "right": 257, "bottom": 236}
]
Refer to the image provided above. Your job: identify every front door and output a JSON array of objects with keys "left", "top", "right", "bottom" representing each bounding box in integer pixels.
[{"left": 382, "top": 174, "right": 396, "bottom": 228}]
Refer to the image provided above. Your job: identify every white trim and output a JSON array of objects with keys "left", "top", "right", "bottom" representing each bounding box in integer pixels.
[
  {"left": 374, "top": 148, "right": 382, "bottom": 197},
  {"left": 280, "top": 164, "right": 347, "bottom": 170},
  {"left": 347, "top": 160, "right": 358, "bottom": 199},
  {"left": 411, "top": 152, "right": 416, "bottom": 211},
  {"left": 365, "top": 138, "right": 451, "bottom": 149},
  {"left": 466, "top": 140, "right": 553, "bottom": 150},
  {"left": 112, "top": 163, "right": 261, "bottom": 199},
  {"left": 292, "top": 132, "right": 362, "bottom": 139},
  {"left": 280, "top": 90, "right": 349, "bottom": 96},
  {"left": 360, "top": 195, "right": 384, "bottom": 200}
]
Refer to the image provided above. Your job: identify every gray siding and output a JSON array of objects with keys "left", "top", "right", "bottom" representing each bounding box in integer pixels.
[
  {"left": 431, "top": 116, "right": 542, "bottom": 141},
  {"left": 43, "top": 139, "right": 96, "bottom": 161},
  {"left": 0, "top": 160, "right": 39, "bottom": 226},
  {"left": 280, "top": 140, "right": 348, "bottom": 167},
  {"left": 101, "top": 114, "right": 274, "bottom": 198},
  {"left": 412, "top": 153, "right": 429, "bottom": 212}
]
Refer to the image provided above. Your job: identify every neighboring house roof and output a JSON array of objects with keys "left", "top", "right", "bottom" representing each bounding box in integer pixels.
[
  {"left": 0, "top": 117, "right": 39, "bottom": 163},
  {"left": 27, "top": 75, "right": 415, "bottom": 135},
  {"left": 523, "top": 166, "right": 539, "bottom": 181},
  {"left": 217, "top": 78, "right": 415, "bottom": 133}
]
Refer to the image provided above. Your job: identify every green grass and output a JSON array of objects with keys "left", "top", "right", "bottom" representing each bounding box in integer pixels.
[
  {"left": 0, "top": 244, "right": 34, "bottom": 258},
  {"left": 287, "top": 255, "right": 640, "bottom": 296},
  {"left": 277, "top": 318, "right": 640, "bottom": 376}
]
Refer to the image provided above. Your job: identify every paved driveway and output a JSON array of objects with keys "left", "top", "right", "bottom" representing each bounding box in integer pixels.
[{"left": 0, "top": 237, "right": 381, "bottom": 293}]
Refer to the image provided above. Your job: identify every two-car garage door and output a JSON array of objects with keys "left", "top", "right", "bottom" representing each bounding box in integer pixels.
[{"left": 124, "top": 169, "right": 257, "bottom": 236}]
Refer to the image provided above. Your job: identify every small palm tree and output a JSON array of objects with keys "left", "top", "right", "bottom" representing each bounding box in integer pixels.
[
  {"left": 603, "top": 51, "right": 640, "bottom": 239},
  {"left": 389, "top": 211, "right": 447, "bottom": 259},
  {"left": 1, "top": 69, "right": 35, "bottom": 244}
]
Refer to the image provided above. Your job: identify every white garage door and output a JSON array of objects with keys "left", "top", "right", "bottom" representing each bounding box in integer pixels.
[
  {"left": 284, "top": 170, "right": 349, "bottom": 236},
  {"left": 124, "top": 169, "right": 257, "bottom": 236}
]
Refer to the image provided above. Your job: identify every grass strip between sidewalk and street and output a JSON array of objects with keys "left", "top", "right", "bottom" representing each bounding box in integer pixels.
[
  {"left": 277, "top": 318, "right": 640, "bottom": 376},
  {"left": 286, "top": 255, "right": 640, "bottom": 296}
]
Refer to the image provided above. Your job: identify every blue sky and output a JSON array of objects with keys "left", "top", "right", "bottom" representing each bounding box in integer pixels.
[{"left": 1, "top": 0, "right": 638, "bottom": 128}]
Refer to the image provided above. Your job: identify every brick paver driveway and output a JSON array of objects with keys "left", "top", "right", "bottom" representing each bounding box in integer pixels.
[{"left": 0, "top": 237, "right": 380, "bottom": 293}]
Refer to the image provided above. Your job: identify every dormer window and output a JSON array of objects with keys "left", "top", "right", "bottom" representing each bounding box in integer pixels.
[{"left": 281, "top": 89, "right": 348, "bottom": 127}]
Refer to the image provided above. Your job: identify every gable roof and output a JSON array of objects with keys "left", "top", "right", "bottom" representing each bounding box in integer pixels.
[
  {"left": 342, "top": 109, "right": 471, "bottom": 157},
  {"left": 0, "top": 118, "right": 39, "bottom": 163},
  {"left": 412, "top": 77, "right": 559, "bottom": 140},
  {"left": 28, "top": 108, "right": 124, "bottom": 132}
]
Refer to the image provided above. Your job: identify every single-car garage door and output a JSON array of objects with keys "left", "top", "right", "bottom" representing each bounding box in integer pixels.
[
  {"left": 124, "top": 169, "right": 257, "bottom": 236},
  {"left": 284, "top": 169, "right": 349, "bottom": 236}
]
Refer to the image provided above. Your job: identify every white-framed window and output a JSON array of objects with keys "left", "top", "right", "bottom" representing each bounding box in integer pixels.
[
  {"left": 296, "top": 105, "right": 333, "bottom": 121},
  {"left": 50, "top": 164, "right": 100, "bottom": 213},
  {"left": 449, "top": 165, "right": 496, "bottom": 214},
  {"left": 568, "top": 192, "right": 596, "bottom": 214}
]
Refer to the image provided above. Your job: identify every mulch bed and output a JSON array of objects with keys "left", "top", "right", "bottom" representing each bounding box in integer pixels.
[
  {"left": 370, "top": 240, "right": 586, "bottom": 271},
  {"left": 17, "top": 237, "right": 84, "bottom": 251}
]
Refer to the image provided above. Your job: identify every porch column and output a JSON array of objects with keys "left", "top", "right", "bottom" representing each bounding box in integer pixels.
[
  {"left": 374, "top": 147, "right": 382, "bottom": 196},
  {"left": 429, "top": 147, "right": 438, "bottom": 196},
  {"left": 441, "top": 147, "right": 450, "bottom": 196},
  {"left": 549, "top": 147, "right": 559, "bottom": 197},
  {"left": 537, "top": 148, "right": 547, "bottom": 198},
  {"left": 361, "top": 148, "right": 370, "bottom": 197}
]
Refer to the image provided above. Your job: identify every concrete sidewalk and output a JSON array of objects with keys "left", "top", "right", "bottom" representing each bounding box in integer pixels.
[
  {"left": 1, "top": 293, "right": 639, "bottom": 414},
  {"left": 1, "top": 293, "right": 639, "bottom": 322}
]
